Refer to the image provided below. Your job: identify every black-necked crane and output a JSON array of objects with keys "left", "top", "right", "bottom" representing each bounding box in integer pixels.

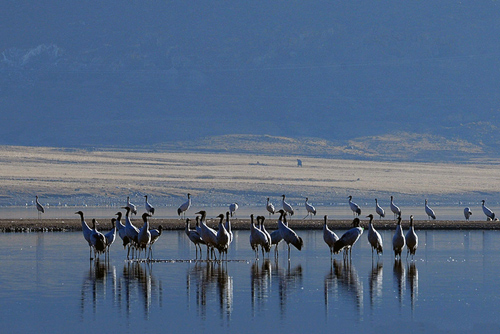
[
  {"left": 229, "top": 203, "right": 238, "bottom": 217},
  {"left": 322, "top": 215, "right": 339, "bottom": 258},
  {"left": 348, "top": 195, "right": 361, "bottom": 217},
  {"left": 196, "top": 210, "right": 218, "bottom": 260},
  {"left": 224, "top": 211, "right": 233, "bottom": 246},
  {"left": 126, "top": 196, "right": 137, "bottom": 215},
  {"left": 148, "top": 225, "right": 163, "bottom": 259},
  {"left": 390, "top": 196, "right": 401, "bottom": 219},
  {"left": 137, "top": 213, "right": 152, "bottom": 258},
  {"left": 90, "top": 219, "right": 106, "bottom": 260},
  {"left": 266, "top": 197, "right": 275, "bottom": 217},
  {"left": 270, "top": 229, "right": 283, "bottom": 258},
  {"left": 144, "top": 195, "right": 155, "bottom": 215},
  {"left": 464, "top": 207, "right": 472, "bottom": 221},
  {"left": 215, "top": 213, "right": 230, "bottom": 259},
  {"left": 375, "top": 199, "right": 385, "bottom": 219},
  {"left": 424, "top": 199, "right": 436, "bottom": 220},
  {"left": 406, "top": 215, "right": 418, "bottom": 259},
  {"left": 76, "top": 210, "right": 93, "bottom": 260},
  {"left": 249, "top": 214, "right": 261, "bottom": 259},
  {"left": 178, "top": 193, "right": 191, "bottom": 219},
  {"left": 304, "top": 197, "right": 317, "bottom": 219},
  {"left": 249, "top": 214, "right": 269, "bottom": 260},
  {"left": 281, "top": 195, "right": 294, "bottom": 217},
  {"left": 104, "top": 218, "right": 117, "bottom": 259},
  {"left": 277, "top": 209, "right": 303, "bottom": 260},
  {"left": 481, "top": 200, "right": 495, "bottom": 221},
  {"left": 115, "top": 211, "right": 130, "bottom": 249},
  {"left": 35, "top": 196, "right": 44, "bottom": 220},
  {"left": 333, "top": 217, "right": 363, "bottom": 261},
  {"left": 122, "top": 206, "right": 139, "bottom": 259},
  {"left": 392, "top": 215, "right": 406, "bottom": 260},
  {"left": 258, "top": 216, "right": 272, "bottom": 257},
  {"left": 185, "top": 218, "right": 205, "bottom": 259},
  {"left": 367, "top": 214, "right": 383, "bottom": 257}
]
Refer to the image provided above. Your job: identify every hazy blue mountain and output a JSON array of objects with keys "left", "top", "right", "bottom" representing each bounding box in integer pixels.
[{"left": 2, "top": 1, "right": 500, "bottom": 160}]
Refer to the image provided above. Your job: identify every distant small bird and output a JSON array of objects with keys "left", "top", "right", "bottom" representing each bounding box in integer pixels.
[
  {"left": 375, "top": 198, "right": 385, "bottom": 219},
  {"left": 229, "top": 203, "right": 238, "bottom": 217},
  {"left": 367, "top": 214, "right": 383, "bottom": 256},
  {"left": 144, "top": 195, "right": 155, "bottom": 215},
  {"left": 177, "top": 193, "right": 191, "bottom": 219},
  {"left": 348, "top": 195, "right": 361, "bottom": 217},
  {"left": 392, "top": 215, "right": 406, "bottom": 260},
  {"left": 282, "top": 195, "right": 294, "bottom": 217},
  {"left": 266, "top": 197, "right": 275, "bottom": 217},
  {"left": 304, "top": 197, "right": 317, "bottom": 219},
  {"left": 464, "top": 207, "right": 472, "bottom": 221},
  {"left": 322, "top": 215, "right": 339, "bottom": 257},
  {"left": 406, "top": 215, "right": 418, "bottom": 259},
  {"left": 390, "top": 196, "right": 401, "bottom": 219},
  {"left": 482, "top": 200, "right": 495, "bottom": 221},
  {"left": 35, "top": 196, "right": 44, "bottom": 220},
  {"left": 425, "top": 199, "right": 436, "bottom": 220},
  {"left": 126, "top": 196, "right": 137, "bottom": 215}
]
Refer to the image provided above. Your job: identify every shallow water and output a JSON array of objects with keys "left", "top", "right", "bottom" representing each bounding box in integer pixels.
[{"left": 2, "top": 230, "right": 500, "bottom": 333}]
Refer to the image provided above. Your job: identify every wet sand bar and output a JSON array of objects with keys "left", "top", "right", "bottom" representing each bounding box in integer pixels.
[{"left": 1, "top": 218, "right": 499, "bottom": 232}]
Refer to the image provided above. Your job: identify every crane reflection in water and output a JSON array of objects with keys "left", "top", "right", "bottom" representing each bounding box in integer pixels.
[
  {"left": 369, "top": 260, "right": 383, "bottom": 309},
  {"left": 80, "top": 260, "right": 163, "bottom": 319},
  {"left": 324, "top": 259, "right": 363, "bottom": 315},
  {"left": 249, "top": 259, "right": 303, "bottom": 317},
  {"left": 185, "top": 261, "right": 234, "bottom": 322}
]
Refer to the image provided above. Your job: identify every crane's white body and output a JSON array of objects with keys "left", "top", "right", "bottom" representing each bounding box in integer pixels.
[
  {"left": 375, "top": 199, "right": 385, "bottom": 219},
  {"left": 425, "top": 199, "right": 436, "bottom": 220},
  {"left": 392, "top": 217, "right": 406, "bottom": 259},
  {"left": 390, "top": 196, "right": 401, "bottom": 218}
]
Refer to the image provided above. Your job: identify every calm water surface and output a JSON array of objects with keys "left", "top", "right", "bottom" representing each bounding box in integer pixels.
[
  {"left": 1, "top": 204, "right": 477, "bottom": 220},
  {"left": 2, "top": 230, "right": 500, "bottom": 333}
]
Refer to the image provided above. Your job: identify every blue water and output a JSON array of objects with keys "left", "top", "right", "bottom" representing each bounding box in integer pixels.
[
  {"left": 1, "top": 204, "right": 477, "bottom": 221},
  {"left": 2, "top": 230, "right": 500, "bottom": 333}
]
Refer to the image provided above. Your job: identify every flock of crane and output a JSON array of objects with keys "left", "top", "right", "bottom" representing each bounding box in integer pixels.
[{"left": 33, "top": 193, "right": 498, "bottom": 262}]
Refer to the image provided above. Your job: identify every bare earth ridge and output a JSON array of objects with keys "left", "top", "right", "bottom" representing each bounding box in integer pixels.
[{"left": 1, "top": 218, "right": 499, "bottom": 232}]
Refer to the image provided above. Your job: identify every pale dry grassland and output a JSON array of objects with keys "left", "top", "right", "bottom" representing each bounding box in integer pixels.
[{"left": 0, "top": 145, "right": 499, "bottom": 205}]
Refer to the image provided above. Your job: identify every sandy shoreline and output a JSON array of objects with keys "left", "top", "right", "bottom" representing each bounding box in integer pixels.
[{"left": 1, "top": 218, "right": 499, "bottom": 232}]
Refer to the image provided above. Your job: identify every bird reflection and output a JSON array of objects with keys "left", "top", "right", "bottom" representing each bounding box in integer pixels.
[
  {"left": 186, "top": 261, "right": 233, "bottom": 322},
  {"left": 325, "top": 259, "right": 363, "bottom": 314},
  {"left": 119, "top": 262, "right": 163, "bottom": 319},
  {"left": 251, "top": 259, "right": 272, "bottom": 315},
  {"left": 80, "top": 259, "right": 117, "bottom": 315},
  {"left": 393, "top": 259, "right": 406, "bottom": 306},
  {"left": 407, "top": 261, "right": 418, "bottom": 310},
  {"left": 80, "top": 260, "right": 162, "bottom": 320},
  {"left": 369, "top": 260, "right": 383, "bottom": 309},
  {"left": 324, "top": 261, "right": 338, "bottom": 312},
  {"left": 274, "top": 260, "right": 303, "bottom": 317}
]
